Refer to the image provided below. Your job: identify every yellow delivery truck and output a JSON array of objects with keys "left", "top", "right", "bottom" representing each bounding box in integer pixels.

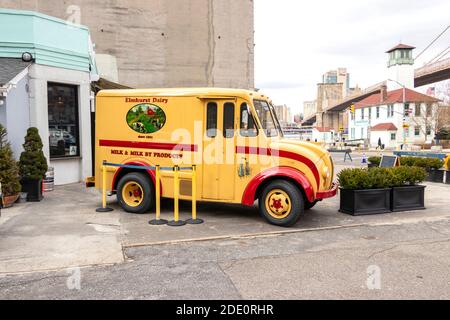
[{"left": 93, "top": 88, "right": 337, "bottom": 227}]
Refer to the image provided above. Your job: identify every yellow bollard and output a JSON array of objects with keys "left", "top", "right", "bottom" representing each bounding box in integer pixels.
[
  {"left": 96, "top": 162, "right": 113, "bottom": 212},
  {"left": 168, "top": 165, "right": 186, "bottom": 227},
  {"left": 186, "top": 165, "right": 203, "bottom": 225},
  {"left": 149, "top": 165, "right": 168, "bottom": 225}
]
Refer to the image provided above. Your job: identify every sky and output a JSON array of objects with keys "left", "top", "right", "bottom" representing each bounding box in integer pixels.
[{"left": 254, "top": 0, "right": 450, "bottom": 116}]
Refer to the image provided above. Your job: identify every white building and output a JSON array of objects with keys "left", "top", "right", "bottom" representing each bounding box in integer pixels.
[
  {"left": 0, "top": 9, "right": 98, "bottom": 185},
  {"left": 312, "top": 127, "right": 335, "bottom": 144},
  {"left": 347, "top": 44, "right": 440, "bottom": 149}
]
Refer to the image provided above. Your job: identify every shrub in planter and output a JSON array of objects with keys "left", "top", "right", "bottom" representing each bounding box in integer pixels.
[
  {"left": 338, "top": 167, "right": 427, "bottom": 215},
  {"left": 400, "top": 157, "right": 444, "bottom": 183},
  {"left": 0, "top": 125, "right": 21, "bottom": 208},
  {"left": 390, "top": 166, "right": 427, "bottom": 212},
  {"left": 368, "top": 156, "right": 381, "bottom": 168},
  {"left": 19, "top": 128, "right": 48, "bottom": 202},
  {"left": 338, "top": 168, "right": 394, "bottom": 215}
]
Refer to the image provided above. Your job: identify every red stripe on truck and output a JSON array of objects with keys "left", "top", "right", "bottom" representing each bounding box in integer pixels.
[{"left": 99, "top": 140, "right": 198, "bottom": 152}]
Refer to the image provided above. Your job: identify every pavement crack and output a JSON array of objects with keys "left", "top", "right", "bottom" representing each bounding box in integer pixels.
[{"left": 217, "top": 263, "right": 243, "bottom": 300}]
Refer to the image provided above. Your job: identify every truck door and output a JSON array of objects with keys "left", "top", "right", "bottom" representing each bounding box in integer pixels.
[{"left": 202, "top": 100, "right": 236, "bottom": 200}]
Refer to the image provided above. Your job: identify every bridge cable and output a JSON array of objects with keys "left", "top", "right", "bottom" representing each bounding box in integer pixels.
[
  {"left": 426, "top": 45, "right": 450, "bottom": 65},
  {"left": 415, "top": 24, "right": 450, "bottom": 60}
]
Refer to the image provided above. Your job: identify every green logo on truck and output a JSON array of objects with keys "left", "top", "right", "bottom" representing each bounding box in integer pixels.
[{"left": 126, "top": 104, "right": 166, "bottom": 134}]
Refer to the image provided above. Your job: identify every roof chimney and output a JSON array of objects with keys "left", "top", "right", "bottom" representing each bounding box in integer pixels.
[{"left": 380, "top": 85, "right": 388, "bottom": 103}]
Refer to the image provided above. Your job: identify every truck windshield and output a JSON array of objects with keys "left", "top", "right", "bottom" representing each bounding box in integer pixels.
[{"left": 253, "top": 100, "right": 280, "bottom": 137}]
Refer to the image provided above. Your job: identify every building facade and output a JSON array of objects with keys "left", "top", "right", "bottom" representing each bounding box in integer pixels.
[
  {"left": 348, "top": 87, "right": 439, "bottom": 149},
  {"left": 0, "top": 0, "right": 255, "bottom": 89},
  {"left": 274, "top": 104, "right": 292, "bottom": 126},
  {"left": 347, "top": 44, "right": 440, "bottom": 149},
  {"left": 0, "top": 9, "right": 97, "bottom": 185},
  {"left": 303, "top": 100, "right": 317, "bottom": 120},
  {"left": 322, "top": 68, "right": 350, "bottom": 97}
]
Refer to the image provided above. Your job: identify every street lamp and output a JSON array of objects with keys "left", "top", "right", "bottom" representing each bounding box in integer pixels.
[{"left": 387, "top": 79, "right": 407, "bottom": 150}]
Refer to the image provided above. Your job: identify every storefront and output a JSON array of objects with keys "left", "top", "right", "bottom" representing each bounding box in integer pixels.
[{"left": 0, "top": 8, "right": 99, "bottom": 185}]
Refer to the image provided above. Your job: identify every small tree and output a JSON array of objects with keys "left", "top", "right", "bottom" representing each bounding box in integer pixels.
[
  {"left": 19, "top": 128, "right": 48, "bottom": 180},
  {"left": 0, "top": 124, "right": 21, "bottom": 196}
]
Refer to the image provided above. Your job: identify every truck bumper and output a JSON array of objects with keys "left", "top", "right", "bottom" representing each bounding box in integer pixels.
[{"left": 316, "top": 183, "right": 338, "bottom": 200}]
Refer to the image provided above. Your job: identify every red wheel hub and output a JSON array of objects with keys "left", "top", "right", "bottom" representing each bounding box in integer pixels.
[{"left": 272, "top": 199, "right": 283, "bottom": 210}]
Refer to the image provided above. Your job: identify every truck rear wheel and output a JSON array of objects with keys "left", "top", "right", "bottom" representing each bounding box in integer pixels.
[
  {"left": 259, "top": 180, "right": 304, "bottom": 227},
  {"left": 117, "top": 172, "right": 154, "bottom": 214}
]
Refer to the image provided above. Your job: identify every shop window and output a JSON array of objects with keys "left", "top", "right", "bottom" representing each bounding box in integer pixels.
[
  {"left": 387, "top": 105, "right": 394, "bottom": 117},
  {"left": 415, "top": 126, "right": 421, "bottom": 136},
  {"left": 240, "top": 103, "right": 258, "bottom": 137},
  {"left": 223, "top": 102, "right": 235, "bottom": 138},
  {"left": 206, "top": 102, "right": 218, "bottom": 138},
  {"left": 415, "top": 104, "right": 421, "bottom": 116},
  {"left": 48, "top": 83, "right": 80, "bottom": 158},
  {"left": 426, "top": 104, "right": 432, "bottom": 117},
  {"left": 404, "top": 103, "right": 410, "bottom": 117}
]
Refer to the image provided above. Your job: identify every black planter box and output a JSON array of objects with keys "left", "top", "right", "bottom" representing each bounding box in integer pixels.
[
  {"left": 391, "top": 185, "right": 426, "bottom": 212},
  {"left": 426, "top": 169, "right": 444, "bottom": 183},
  {"left": 339, "top": 188, "right": 391, "bottom": 216},
  {"left": 368, "top": 163, "right": 378, "bottom": 168},
  {"left": 21, "top": 178, "right": 43, "bottom": 202}
]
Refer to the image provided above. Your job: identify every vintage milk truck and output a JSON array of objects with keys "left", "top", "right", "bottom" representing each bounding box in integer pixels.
[{"left": 93, "top": 88, "right": 337, "bottom": 227}]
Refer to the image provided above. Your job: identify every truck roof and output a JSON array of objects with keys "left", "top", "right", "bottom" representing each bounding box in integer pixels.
[{"left": 96, "top": 87, "right": 269, "bottom": 101}]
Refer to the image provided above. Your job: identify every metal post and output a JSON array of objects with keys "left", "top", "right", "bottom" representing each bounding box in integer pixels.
[
  {"left": 149, "top": 165, "right": 168, "bottom": 225},
  {"left": 96, "top": 162, "right": 113, "bottom": 212},
  {"left": 187, "top": 165, "right": 203, "bottom": 225},
  {"left": 168, "top": 165, "right": 186, "bottom": 227}
]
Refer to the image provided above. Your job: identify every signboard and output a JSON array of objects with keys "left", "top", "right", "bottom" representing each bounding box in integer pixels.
[{"left": 380, "top": 155, "right": 400, "bottom": 168}]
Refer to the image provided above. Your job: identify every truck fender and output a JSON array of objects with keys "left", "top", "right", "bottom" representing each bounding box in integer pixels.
[
  {"left": 241, "top": 167, "right": 315, "bottom": 206},
  {"left": 112, "top": 160, "right": 161, "bottom": 193}
]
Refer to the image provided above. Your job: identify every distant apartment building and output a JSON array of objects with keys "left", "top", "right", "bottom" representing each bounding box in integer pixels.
[
  {"left": 303, "top": 100, "right": 317, "bottom": 120},
  {"left": 323, "top": 68, "right": 350, "bottom": 97},
  {"left": 274, "top": 104, "right": 292, "bottom": 126}
]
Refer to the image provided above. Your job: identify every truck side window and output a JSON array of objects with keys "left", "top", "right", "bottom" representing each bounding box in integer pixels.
[
  {"left": 223, "top": 102, "right": 235, "bottom": 138},
  {"left": 240, "top": 103, "right": 258, "bottom": 137},
  {"left": 206, "top": 102, "right": 218, "bottom": 138}
]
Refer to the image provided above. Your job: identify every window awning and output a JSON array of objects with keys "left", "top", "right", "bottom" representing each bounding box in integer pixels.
[
  {"left": 0, "top": 58, "right": 31, "bottom": 95},
  {"left": 91, "top": 77, "right": 132, "bottom": 93}
]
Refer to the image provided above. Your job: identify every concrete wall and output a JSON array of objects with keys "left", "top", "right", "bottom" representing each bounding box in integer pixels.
[
  {"left": 28, "top": 64, "right": 92, "bottom": 185},
  {"left": 0, "top": 0, "right": 255, "bottom": 89},
  {"left": 3, "top": 75, "right": 30, "bottom": 159}
]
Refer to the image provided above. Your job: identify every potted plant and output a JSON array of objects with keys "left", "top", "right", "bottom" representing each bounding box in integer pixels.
[
  {"left": 368, "top": 156, "right": 381, "bottom": 168},
  {"left": 401, "top": 157, "right": 444, "bottom": 183},
  {"left": 338, "top": 168, "right": 393, "bottom": 216},
  {"left": 390, "top": 166, "right": 427, "bottom": 212},
  {"left": 18, "top": 128, "right": 48, "bottom": 202},
  {"left": 0, "top": 125, "right": 21, "bottom": 208}
]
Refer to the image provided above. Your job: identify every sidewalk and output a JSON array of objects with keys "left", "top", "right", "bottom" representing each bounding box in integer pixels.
[{"left": 1, "top": 180, "right": 450, "bottom": 275}]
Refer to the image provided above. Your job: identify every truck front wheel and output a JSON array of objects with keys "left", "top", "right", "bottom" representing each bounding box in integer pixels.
[
  {"left": 259, "top": 180, "right": 304, "bottom": 227},
  {"left": 117, "top": 172, "right": 154, "bottom": 214}
]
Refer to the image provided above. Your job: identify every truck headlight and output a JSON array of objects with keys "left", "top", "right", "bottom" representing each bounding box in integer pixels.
[{"left": 322, "top": 166, "right": 330, "bottom": 179}]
